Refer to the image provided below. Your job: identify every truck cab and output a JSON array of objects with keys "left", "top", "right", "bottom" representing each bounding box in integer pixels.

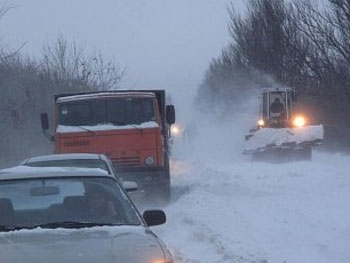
[{"left": 41, "top": 90, "right": 175, "bottom": 202}]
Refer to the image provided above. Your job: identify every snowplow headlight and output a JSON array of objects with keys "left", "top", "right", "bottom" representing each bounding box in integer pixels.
[
  {"left": 258, "top": 119, "right": 265, "bottom": 127},
  {"left": 150, "top": 259, "right": 173, "bottom": 263},
  {"left": 145, "top": 156, "right": 154, "bottom": 166},
  {"left": 293, "top": 116, "right": 306, "bottom": 127}
]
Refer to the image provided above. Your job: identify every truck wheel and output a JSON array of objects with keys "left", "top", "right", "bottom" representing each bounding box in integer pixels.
[
  {"left": 160, "top": 181, "right": 171, "bottom": 203},
  {"left": 148, "top": 179, "right": 170, "bottom": 206},
  {"left": 160, "top": 153, "right": 171, "bottom": 202}
]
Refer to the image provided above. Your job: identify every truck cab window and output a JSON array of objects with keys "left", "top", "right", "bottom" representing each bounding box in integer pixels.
[
  {"left": 107, "top": 98, "right": 155, "bottom": 125},
  {"left": 59, "top": 100, "right": 106, "bottom": 126}
]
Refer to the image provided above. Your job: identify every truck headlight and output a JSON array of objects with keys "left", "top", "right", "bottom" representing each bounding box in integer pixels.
[
  {"left": 144, "top": 156, "right": 154, "bottom": 166},
  {"left": 171, "top": 124, "right": 180, "bottom": 136}
]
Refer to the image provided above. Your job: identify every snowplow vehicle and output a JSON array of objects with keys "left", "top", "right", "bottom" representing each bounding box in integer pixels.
[{"left": 244, "top": 87, "right": 324, "bottom": 161}]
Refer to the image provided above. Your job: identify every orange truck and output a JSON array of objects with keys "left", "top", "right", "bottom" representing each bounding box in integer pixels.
[{"left": 40, "top": 90, "right": 175, "bottom": 201}]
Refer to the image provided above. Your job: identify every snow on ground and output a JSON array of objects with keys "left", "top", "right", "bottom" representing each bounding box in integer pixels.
[{"left": 149, "top": 120, "right": 350, "bottom": 263}]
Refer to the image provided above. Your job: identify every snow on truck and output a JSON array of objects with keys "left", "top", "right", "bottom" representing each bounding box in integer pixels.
[
  {"left": 244, "top": 87, "right": 324, "bottom": 161},
  {"left": 40, "top": 90, "right": 176, "bottom": 201}
]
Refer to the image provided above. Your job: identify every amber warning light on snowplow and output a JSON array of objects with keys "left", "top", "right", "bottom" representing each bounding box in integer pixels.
[
  {"left": 151, "top": 259, "right": 173, "bottom": 263},
  {"left": 293, "top": 116, "right": 306, "bottom": 127}
]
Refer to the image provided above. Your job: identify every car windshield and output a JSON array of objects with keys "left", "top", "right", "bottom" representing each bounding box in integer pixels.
[
  {"left": 0, "top": 176, "right": 141, "bottom": 230},
  {"left": 58, "top": 97, "right": 156, "bottom": 126},
  {"left": 24, "top": 159, "right": 110, "bottom": 173}
]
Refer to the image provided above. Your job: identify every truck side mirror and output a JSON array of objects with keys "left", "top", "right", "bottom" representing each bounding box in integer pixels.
[
  {"left": 40, "top": 113, "right": 54, "bottom": 142},
  {"left": 166, "top": 105, "right": 175, "bottom": 125},
  {"left": 41, "top": 113, "right": 49, "bottom": 131}
]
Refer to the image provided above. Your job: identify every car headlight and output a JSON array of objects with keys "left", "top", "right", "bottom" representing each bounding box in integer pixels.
[
  {"left": 144, "top": 156, "right": 154, "bottom": 166},
  {"left": 293, "top": 116, "right": 306, "bottom": 127}
]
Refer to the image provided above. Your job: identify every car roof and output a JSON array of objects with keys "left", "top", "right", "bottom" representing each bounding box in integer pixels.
[
  {"left": 0, "top": 166, "right": 113, "bottom": 181},
  {"left": 22, "top": 153, "right": 107, "bottom": 164}
]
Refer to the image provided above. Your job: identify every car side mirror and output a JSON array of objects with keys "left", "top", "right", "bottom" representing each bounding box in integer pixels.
[
  {"left": 122, "top": 181, "right": 138, "bottom": 192},
  {"left": 166, "top": 105, "right": 175, "bottom": 125},
  {"left": 143, "top": 210, "right": 166, "bottom": 226}
]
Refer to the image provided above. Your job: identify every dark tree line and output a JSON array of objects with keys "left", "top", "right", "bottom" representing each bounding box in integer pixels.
[
  {"left": 0, "top": 32, "right": 124, "bottom": 167},
  {"left": 197, "top": 0, "right": 350, "bottom": 151}
]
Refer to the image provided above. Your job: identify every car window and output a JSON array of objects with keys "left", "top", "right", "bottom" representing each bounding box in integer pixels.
[
  {"left": 0, "top": 181, "right": 85, "bottom": 210},
  {"left": 0, "top": 177, "right": 141, "bottom": 229}
]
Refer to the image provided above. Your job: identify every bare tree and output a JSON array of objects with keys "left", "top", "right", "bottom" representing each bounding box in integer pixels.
[
  {"left": 0, "top": 33, "right": 126, "bottom": 166},
  {"left": 229, "top": 0, "right": 288, "bottom": 79},
  {"left": 289, "top": 0, "right": 350, "bottom": 149},
  {"left": 41, "top": 35, "right": 125, "bottom": 92},
  {"left": 0, "top": 3, "right": 23, "bottom": 62},
  {"left": 82, "top": 52, "right": 125, "bottom": 91}
]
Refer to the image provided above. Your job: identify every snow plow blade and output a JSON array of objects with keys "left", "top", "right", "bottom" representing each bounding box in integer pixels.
[{"left": 243, "top": 125, "right": 324, "bottom": 155}]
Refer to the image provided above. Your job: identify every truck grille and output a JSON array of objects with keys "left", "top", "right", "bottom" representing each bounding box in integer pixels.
[{"left": 112, "top": 156, "right": 140, "bottom": 168}]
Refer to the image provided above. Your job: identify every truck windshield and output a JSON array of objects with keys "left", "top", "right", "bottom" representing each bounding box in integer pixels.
[{"left": 59, "top": 97, "right": 156, "bottom": 126}]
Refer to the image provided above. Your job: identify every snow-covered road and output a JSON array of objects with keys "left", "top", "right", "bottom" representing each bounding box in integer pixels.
[{"left": 152, "top": 151, "right": 350, "bottom": 263}]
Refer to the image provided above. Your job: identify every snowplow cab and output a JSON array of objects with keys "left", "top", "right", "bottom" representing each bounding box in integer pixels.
[
  {"left": 258, "top": 87, "right": 298, "bottom": 128},
  {"left": 244, "top": 87, "right": 324, "bottom": 161}
]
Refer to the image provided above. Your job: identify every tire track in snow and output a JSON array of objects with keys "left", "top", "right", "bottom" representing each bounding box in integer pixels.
[{"left": 159, "top": 160, "right": 271, "bottom": 263}]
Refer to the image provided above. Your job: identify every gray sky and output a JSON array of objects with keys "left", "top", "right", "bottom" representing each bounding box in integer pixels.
[{"left": 1, "top": 0, "right": 244, "bottom": 120}]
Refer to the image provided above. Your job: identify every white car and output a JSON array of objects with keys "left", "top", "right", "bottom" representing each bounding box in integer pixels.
[
  {"left": 20, "top": 153, "right": 137, "bottom": 192},
  {"left": 0, "top": 166, "right": 173, "bottom": 263},
  {"left": 20, "top": 153, "right": 117, "bottom": 175}
]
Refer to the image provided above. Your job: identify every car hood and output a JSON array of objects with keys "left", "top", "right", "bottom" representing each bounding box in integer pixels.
[{"left": 0, "top": 225, "right": 170, "bottom": 263}]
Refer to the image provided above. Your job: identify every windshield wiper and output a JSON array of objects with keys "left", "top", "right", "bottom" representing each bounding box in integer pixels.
[
  {"left": 35, "top": 221, "right": 116, "bottom": 229},
  {"left": 110, "top": 120, "right": 127, "bottom": 126},
  {"left": 76, "top": 126, "right": 96, "bottom": 135}
]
